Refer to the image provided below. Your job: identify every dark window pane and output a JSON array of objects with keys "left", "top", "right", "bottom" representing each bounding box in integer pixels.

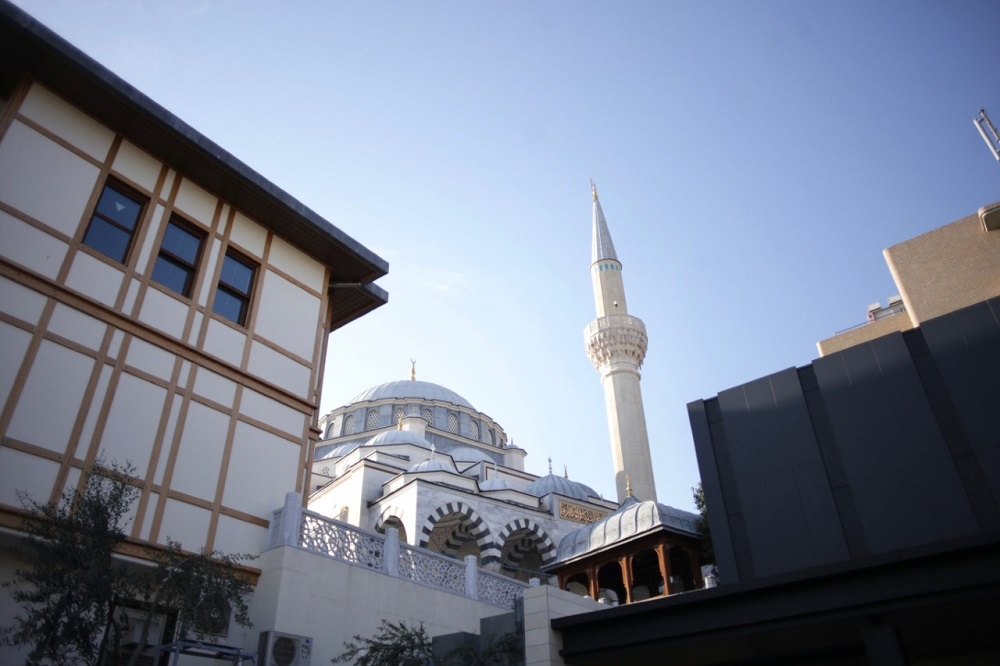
[
  {"left": 219, "top": 255, "right": 253, "bottom": 295},
  {"left": 160, "top": 222, "right": 201, "bottom": 264},
  {"left": 151, "top": 256, "right": 193, "bottom": 296},
  {"left": 213, "top": 288, "right": 246, "bottom": 324},
  {"left": 95, "top": 186, "right": 142, "bottom": 230},
  {"left": 83, "top": 217, "right": 130, "bottom": 263}
]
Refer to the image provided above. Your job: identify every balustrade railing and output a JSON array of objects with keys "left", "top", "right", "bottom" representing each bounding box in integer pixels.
[{"left": 269, "top": 493, "right": 529, "bottom": 609}]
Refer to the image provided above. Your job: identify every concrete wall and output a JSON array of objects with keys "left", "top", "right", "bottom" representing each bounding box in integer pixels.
[
  {"left": 522, "top": 584, "right": 604, "bottom": 666},
  {"left": 250, "top": 545, "right": 511, "bottom": 663},
  {"left": 690, "top": 297, "right": 1000, "bottom": 584}
]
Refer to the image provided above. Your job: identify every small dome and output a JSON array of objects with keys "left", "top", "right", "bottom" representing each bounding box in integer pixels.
[
  {"left": 553, "top": 497, "right": 700, "bottom": 564},
  {"left": 350, "top": 380, "right": 474, "bottom": 409},
  {"left": 317, "top": 441, "right": 362, "bottom": 460},
  {"left": 446, "top": 446, "right": 496, "bottom": 463},
  {"left": 524, "top": 474, "right": 600, "bottom": 502},
  {"left": 365, "top": 430, "right": 432, "bottom": 449},
  {"left": 479, "top": 477, "right": 509, "bottom": 491},
  {"left": 408, "top": 456, "right": 457, "bottom": 473}
]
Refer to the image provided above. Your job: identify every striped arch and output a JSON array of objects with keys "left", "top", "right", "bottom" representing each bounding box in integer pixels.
[
  {"left": 496, "top": 518, "right": 557, "bottom": 572},
  {"left": 418, "top": 501, "right": 498, "bottom": 566},
  {"left": 375, "top": 506, "right": 408, "bottom": 544}
]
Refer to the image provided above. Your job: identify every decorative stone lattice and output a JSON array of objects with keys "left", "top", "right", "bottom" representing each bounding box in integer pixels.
[
  {"left": 478, "top": 570, "right": 526, "bottom": 608},
  {"left": 366, "top": 409, "right": 380, "bottom": 431},
  {"left": 398, "top": 543, "right": 466, "bottom": 595},
  {"left": 584, "top": 313, "right": 648, "bottom": 370},
  {"left": 300, "top": 512, "right": 385, "bottom": 570},
  {"left": 393, "top": 407, "right": 405, "bottom": 425},
  {"left": 447, "top": 412, "right": 459, "bottom": 433},
  {"left": 422, "top": 408, "right": 434, "bottom": 425},
  {"left": 343, "top": 414, "right": 355, "bottom": 435},
  {"left": 469, "top": 420, "right": 480, "bottom": 441}
]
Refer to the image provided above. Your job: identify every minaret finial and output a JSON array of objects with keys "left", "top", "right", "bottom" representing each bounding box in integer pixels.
[
  {"left": 430, "top": 443, "right": 436, "bottom": 460},
  {"left": 397, "top": 415, "right": 403, "bottom": 430},
  {"left": 548, "top": 457, "right": 552, "bottom": 475},
  {"left": 410, "top": 359, "right": 416, "bottom": 381},
  {"left": 626, "top": 473, "right": 633, "bottom": 499},
  {"left": 564, "top": 465, "right": 568, "bottom": 479},
  {"left": 591, "top": 180, "right": 598, "bottom": 202}
]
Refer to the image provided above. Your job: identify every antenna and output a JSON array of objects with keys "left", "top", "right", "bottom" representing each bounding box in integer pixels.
[{"left": 974, "top": 108, "right": 1000, "bottom": 161}]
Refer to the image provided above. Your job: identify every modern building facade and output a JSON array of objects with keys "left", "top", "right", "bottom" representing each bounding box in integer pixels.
[{"left": 818, "top": 201, "right": 1000, "bottom": 355}]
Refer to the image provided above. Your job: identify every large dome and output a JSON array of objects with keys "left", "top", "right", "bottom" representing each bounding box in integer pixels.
[
  {"left": 349, "top": 380, "right": 475, "bottom": 409},
  {"left": 524, "top": 474, "right": 601, "bottom": 502}
]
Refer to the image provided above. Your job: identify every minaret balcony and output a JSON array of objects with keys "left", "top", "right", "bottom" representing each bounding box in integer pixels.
[{"left": 584, "top": 314, "right": 648, "bottom": 369}]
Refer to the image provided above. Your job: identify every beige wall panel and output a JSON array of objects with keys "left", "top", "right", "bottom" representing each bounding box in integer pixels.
[
  {"left": 140, "top": 491, "right": 161, "bottom": 541},
  {"left": 254, "top": 271, "right": 321, "bottom": 360},
  {"left": 0, "top": 323, "right": 32, "bottom": 414},
  {"left": 154, "top": 399, "right": 183, "bottom": 487},
  {"left": 7, "top": 340, "right": 94, "bottom": 453},
  {"left": 0, "top": 209, "right": 70, "bottom": 279},
  {"left": 197, "top": 238, "right": 223, "bottom": 309},
  {"left": 126, "top": 337, "right": 177, "bottom": 382},
  {"left": 48, "top": 303, "right": 107, "bottom": 352},
  {"left": 173, "top": 178, "right": 217, "bottom": 227},
  {"left": 98, "top": 373, "right": 167, "bottom": 467},
  {"left": 0, "top": 275, "right": 47, "bottom": 325},
  {"left": 0, "top": 121, "right": 100, "bottom": 237},
  {"left": 65, "top": 252, "right": 125, "bottom": 308},
  {"left": 171, "top": 402, "right": 229, "bottom": 502},
  {"left": 78, "top": 363, "right": 112, "bottom": 454},
  {"left": 228, "top": 211, "right": 267, "bottom": 259},
  {"left": 246, "top": 342, "right": 310, "bottom": 398},
  {"left": 138, "top": 288, "right": 189, "bottom": 340},
  {"left": 193, "top": 367, "right": 237, "bottom": 408},
  {"left": 136, "top": 204, "right": 168, "bottom": 278},
  {"left": 267, "top": 236, "right": 326, "bottom": 293},
  {"left": 223, "top": 421, "right": 299, "bottom": 517},
  {"left": 214, "top": 514, "right": 268, "bottom": 557},
  {"left": 160, "top": 497, "right": 211, "bottom": 551},
  {"left": 0, "top": 447, "right": 60, "bottom": 508},
  {"left": 203, "top": 319, "right": 247, "bottom": 367},
  {"left": 19, "top": 84, "right": 114, "bottom": 161},
  {"left": 111, "top": 140, "right": 161, "bottom": 193},
  {"left": 240, "top": 388, "right": 306, "bottom": 438}
]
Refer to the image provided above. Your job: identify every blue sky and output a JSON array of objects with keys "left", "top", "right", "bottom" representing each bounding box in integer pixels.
[{"left": 13, "top": 0, "right": 999, "bottom": 510}]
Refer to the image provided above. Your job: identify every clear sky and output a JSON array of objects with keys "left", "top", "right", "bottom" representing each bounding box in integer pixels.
[{"left": 12, "top": 0, "right": 999, "bottom": 510}]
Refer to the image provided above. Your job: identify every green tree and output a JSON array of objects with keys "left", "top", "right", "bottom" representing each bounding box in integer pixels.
[
  {"left": 332, "top": 620, "right": 520, "bottom": 666},
  {"left": 2, "top": 458, "right": 255, "bottom": 666},
  {"left": 692, "top": 482, "right": 715, "bottom": 565},
  {"left": 1, "top": 459, "right": 138, "bottom": 666}
]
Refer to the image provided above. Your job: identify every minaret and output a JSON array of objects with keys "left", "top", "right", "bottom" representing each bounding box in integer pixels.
[{"left": 584, "top": 184, "right": 657, "bottom": 503}]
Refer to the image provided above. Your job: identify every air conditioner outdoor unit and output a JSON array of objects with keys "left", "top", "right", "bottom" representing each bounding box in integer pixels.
[{"left": 258, "top": 631, "right": 312, "bottom": 666}]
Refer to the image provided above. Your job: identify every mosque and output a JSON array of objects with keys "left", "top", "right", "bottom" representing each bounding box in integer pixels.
[{"left": 306, "top": 186, "right": 704, "bottom": 602}]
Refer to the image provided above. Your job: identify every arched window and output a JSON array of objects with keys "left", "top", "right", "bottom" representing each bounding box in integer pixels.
[
  {"left": 343, "top": 414, "right": 355, "bottom": 435},
  {"left": 393, "top": 407, "right": 405, "bottom": 426},
  {"left": 469, "top": 420, "right": 480, "bottom": 441},
  {"left": 489, "top": 429, "right": 496, "bottom": 446},
  {"left": 447, "top": 412, "right": 459, "bottom": 433},
  {"left": 421, "top": 408, "right": 434, "bottom": 426},
  {"left": 366, "top": 409, "right": 380, "bottom": 431}
]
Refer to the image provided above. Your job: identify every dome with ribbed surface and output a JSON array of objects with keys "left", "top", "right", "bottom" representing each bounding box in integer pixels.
[
  {"left": 479, "top": 477, "right": 509, "bottom": 491},
  {"left": 524, "top": 474, "right": 600, "bottom": 502},
  {"left": 552, "top": 497, "right": 700, "bottom": 564},
  {"left": 409, "top": 456, "right": 457, "bottom": 473},
  {"left": 350, "top": 380, "right": 474, "bottom": 409},
  {"left": 365, "top": 430, "right": 432, "bottom": 449}
]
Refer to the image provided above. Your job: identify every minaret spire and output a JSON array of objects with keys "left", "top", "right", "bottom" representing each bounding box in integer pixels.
[{"left": 584, "top": 186, "right": 657, "bottom": 503}]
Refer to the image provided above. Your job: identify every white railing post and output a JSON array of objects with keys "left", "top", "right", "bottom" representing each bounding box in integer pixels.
[
  {"left": 464, "top": 555, "right": 478, "bottom": 600},
  {"left": 384, "top": 528, "right": 400, "bottom": 577},
  {"left": 279, "top": 492, "right": 302, "bottom": 547}
]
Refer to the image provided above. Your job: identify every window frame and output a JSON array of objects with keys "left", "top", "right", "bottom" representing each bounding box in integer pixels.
[
  {"left": 81, "top": 178, "right": 147, "bottom": 264},
  {"left": 150, "top": 216, "right": 206, "bottom": 298},
  {"left": 212, "top": 249, "right": 257, "bottom": 327}
]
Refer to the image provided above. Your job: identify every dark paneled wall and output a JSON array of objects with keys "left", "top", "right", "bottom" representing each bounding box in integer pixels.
[{"left": 689, "top": 297, "right": 1000, "bottom": 584}]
